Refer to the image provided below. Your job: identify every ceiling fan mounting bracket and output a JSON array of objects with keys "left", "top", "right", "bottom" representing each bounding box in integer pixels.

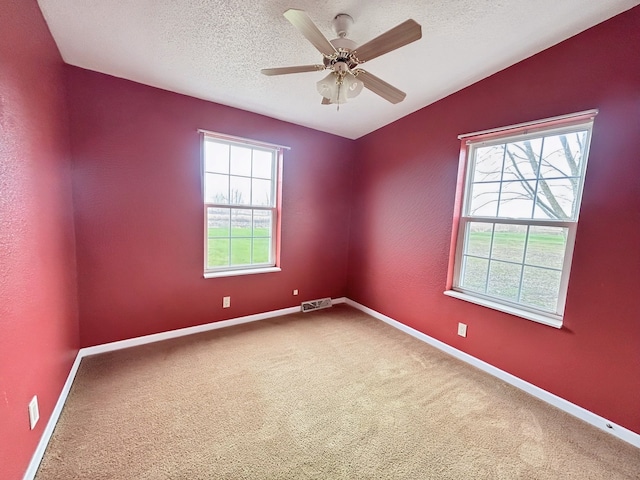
[{"left": 332, "top": 13, "right": 353, "bottom": 38}]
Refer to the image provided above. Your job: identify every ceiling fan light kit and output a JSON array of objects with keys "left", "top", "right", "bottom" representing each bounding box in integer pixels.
[
  {"left": 316, "top": 70, "right": 364, "bottom": 105},
  {"left": 261, "top": 9, "right": 422, "bottom": 107}
]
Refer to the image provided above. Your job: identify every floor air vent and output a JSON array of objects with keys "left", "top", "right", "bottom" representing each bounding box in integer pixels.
[{"left": 301, "top": 297, "right": 332, "bottom": 313}]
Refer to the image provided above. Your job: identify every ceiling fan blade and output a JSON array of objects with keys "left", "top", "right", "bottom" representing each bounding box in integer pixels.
[
  {"left": 321, "top": 97, "right": 332, "bottom": 105},
  {"left": 261, "top": 65, "right": 325, "bottom": 76},
  {"left": 355, "top": 70, "right": 406, "bottom": 104},
  {"left": 283, "top": 9, "right": 337, "bottom": 57},
  {"left": 353, "top": 19, "right": 422, "bottom": 63}
]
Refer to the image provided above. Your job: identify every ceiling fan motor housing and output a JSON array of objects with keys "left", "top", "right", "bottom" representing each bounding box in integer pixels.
[
  {"left": 330, "top": 37, "right": 357, "bottom": 51},
  {"left": 325, "top": 37, "right": 358, "bottom": 70}
]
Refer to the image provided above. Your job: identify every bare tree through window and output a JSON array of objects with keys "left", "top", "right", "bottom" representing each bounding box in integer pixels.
[{"left": 449, "top": 115, "right": 595, "bottom": 327}]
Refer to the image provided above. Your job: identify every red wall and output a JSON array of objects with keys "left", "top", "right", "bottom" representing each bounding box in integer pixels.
[
  {"left": 66, "top": 68, "right": 354, "bottom": 347},
  {"left": 0, "top": 1, "right": 80, "bottom": 479},
  {"left": 348, "top": 7, "right": 640, "bottom": 434},
  {"left": 4, "top": 4, "right": 639, "bottom": 477}
]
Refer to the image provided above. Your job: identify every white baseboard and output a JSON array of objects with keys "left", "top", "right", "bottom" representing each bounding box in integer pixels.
[
  {"left": 23, "top": 296, "right": 638, "bottom": 479},
  {"left": 22, "top": 353, "right": 83, "bottom": 480},
  {"left": 22, "top": 302, "right": 307, "bottom": 479},
  {"left": 81, "top": 300, "right": 350, "bottom": 359},
  {"left": 344, "top": 298, "right": 640, "bottom": 449},
  {"left": 81, "top": 305, "right": 302, "bottom": 357}
]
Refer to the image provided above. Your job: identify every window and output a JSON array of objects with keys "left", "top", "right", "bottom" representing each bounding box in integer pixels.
[
  {"left": 446, "top": 111, "right": 597, "bottom": 327},
  {"left": 201, "top": 131, "right": 284, "bottom": 278}
]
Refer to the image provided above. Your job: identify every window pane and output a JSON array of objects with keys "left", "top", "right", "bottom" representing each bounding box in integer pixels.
[
  {"left": 229, "top": 176, "right": 251, "bottom": 205},
  {"left": 533, "top": 178, "right": 578, "bottom": 220},
  {"left": 498, "top": 181, "right": 535, "bottom": 219},
  {"left": 204, "top": 141, "right": 229, "bottom": 174},
  {"left": 230, "top": 238, "right": 251, "bottom": 265},
  {"left": 466, "top": 222, "right": 492, "bottom": 258},
  {"left": 207, "top": 238, "right": 229, "bottom": 268},
  {"left": 472, "top": 145, "right": 504, "bottom": 182},
  {"left": 252, "top": 179, "right": 273, "bottom": 207},
  {"left": 207, "top": 208, "right": 230, "bottom": 237},
  {"left": 203, "top": 135, "right": 280, "bottom": 274},
  {"left": 230, "top": 209, "right": 252, "bottom": 237},
  {"left": 525, "top": 226, "right": 567, "bottom": 269},
  {"left": 230, "top": 145, "right": 252, "bottom": 176},
  {"left": 521, "top": 266, "right": 561, "bottom": 312},
  {"left": 253, "top": 210, "right": 272, "bottom": 237},
  {"left": 491, "top": 224, "right": 526, "bottom": 263},
  {"left": 253, "top": 149, "right": 273, "bottom": 179},
  {"left": 205, "top": 173, "right": 229, "bottom": 204},
  {"left": 539, "top": 131, "right": 587, "bottom": 179},
  {"left": 503, "top": 138, "right": 542, "bottom": 181},
  {"left": 461, "top": 256, "right": 488, "bottom": 293},
  {"left": 252, "top": 238, "right": 271, "bottom": 263},
  {"left": 468, "top": 182, "right": 499, "bottom": 216},
  {"left": 487, "top": 260, "right": 522, "bottom": 301},
  {"left": 457, "top": 120, "right": 592, "bottom": 320}
]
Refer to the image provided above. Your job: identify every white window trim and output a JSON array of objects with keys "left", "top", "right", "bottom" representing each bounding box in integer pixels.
[
  {"left": 443, "top": 290, "right": 563, "bottom": 328},
  {"left": 204, "top": 266, "right": 281, "bottom": 279},
  {"left": 457, "top": 109, "right": 598, "bottom": 140},
  {"left": 446, "top": 111, "right": 597, "bottom": 328},
  {"left": 199, "top": 130, "right": 288, "bottom": 278}
]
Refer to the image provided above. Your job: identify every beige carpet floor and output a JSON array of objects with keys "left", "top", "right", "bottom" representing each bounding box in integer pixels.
[{"left": 36, "top": 305, "right": 639, "bottom": 479}]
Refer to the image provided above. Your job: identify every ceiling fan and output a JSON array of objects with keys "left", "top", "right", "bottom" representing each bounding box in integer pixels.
[{"left": 261, "top": 9, "right": 422, "bottom": 106}]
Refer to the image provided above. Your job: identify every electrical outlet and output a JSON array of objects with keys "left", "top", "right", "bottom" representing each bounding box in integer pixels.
[
  {"left": 293, "top": 289, "right": 298, "bottom": 296},
  {"left": 222, "top": 296, "right": 230, "bottom": 308},
  {"left": 28, "top": 396, "right": 39, "bottom": 430},
  {"left": 457, "top": 323, "right": 468, "bottom": 337}
]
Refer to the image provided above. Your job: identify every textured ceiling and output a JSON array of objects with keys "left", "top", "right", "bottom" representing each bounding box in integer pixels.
[{"left": 37, "top": 0, "right": 639, "bottom": 139}]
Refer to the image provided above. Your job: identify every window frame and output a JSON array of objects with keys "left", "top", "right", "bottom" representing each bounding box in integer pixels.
[
  {"left": 445, "top": 110, "right": 598, "bottom": 328},
  {"left": 199, "top": 130, "right": 286, "bottom": 278}
]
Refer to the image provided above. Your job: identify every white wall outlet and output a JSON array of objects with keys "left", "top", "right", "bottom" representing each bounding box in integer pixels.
[
  {"left": 293, "top": 289, "right": 298, "bottom": 296},
  {"left": 28, "top": 396, "right": 39, "bottom": 430},
  {"left": 457, "top": 323, "right": 468, "bottom": 338},
  {"left": 222, "top": 296, "right": 230, "bottom": 308}
]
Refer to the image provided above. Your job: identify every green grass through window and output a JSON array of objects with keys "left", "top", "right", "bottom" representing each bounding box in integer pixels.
[
  {"left": 467, "top": 230, "right": 566, "bottom": 266},
  {"left": 207, "top": 227, "right": 271, "bottom": 267},
  {"left": 461, "top": 229, "right": 567, "bottom": 311}
]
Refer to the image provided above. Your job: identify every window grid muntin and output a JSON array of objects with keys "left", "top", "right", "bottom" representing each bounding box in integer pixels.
[
  {"left": 204, "top": 139, "right": 276, "bottom": 208},
  {"left": 455, "top": 120, "right": 592, "bottom": 319},
  {"left": 464, "top": 123, "right": 591, "bottom": 223},
  {"left": 205, "top": 205, "right": 275, "bottom": 271},
  {"left": 458, "top": 216, "right": 573, "bottom": 315},
  {"left": 203, "top": 135, "right": 279, "bottom": 274}
]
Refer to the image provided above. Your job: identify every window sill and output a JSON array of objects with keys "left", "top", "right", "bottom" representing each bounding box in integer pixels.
[
  {"left": 204, "top": 267, "right": 281, "bottom": 279},
  {"left": 443, "top": 290, "right": 563, "bottom": 329}
]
